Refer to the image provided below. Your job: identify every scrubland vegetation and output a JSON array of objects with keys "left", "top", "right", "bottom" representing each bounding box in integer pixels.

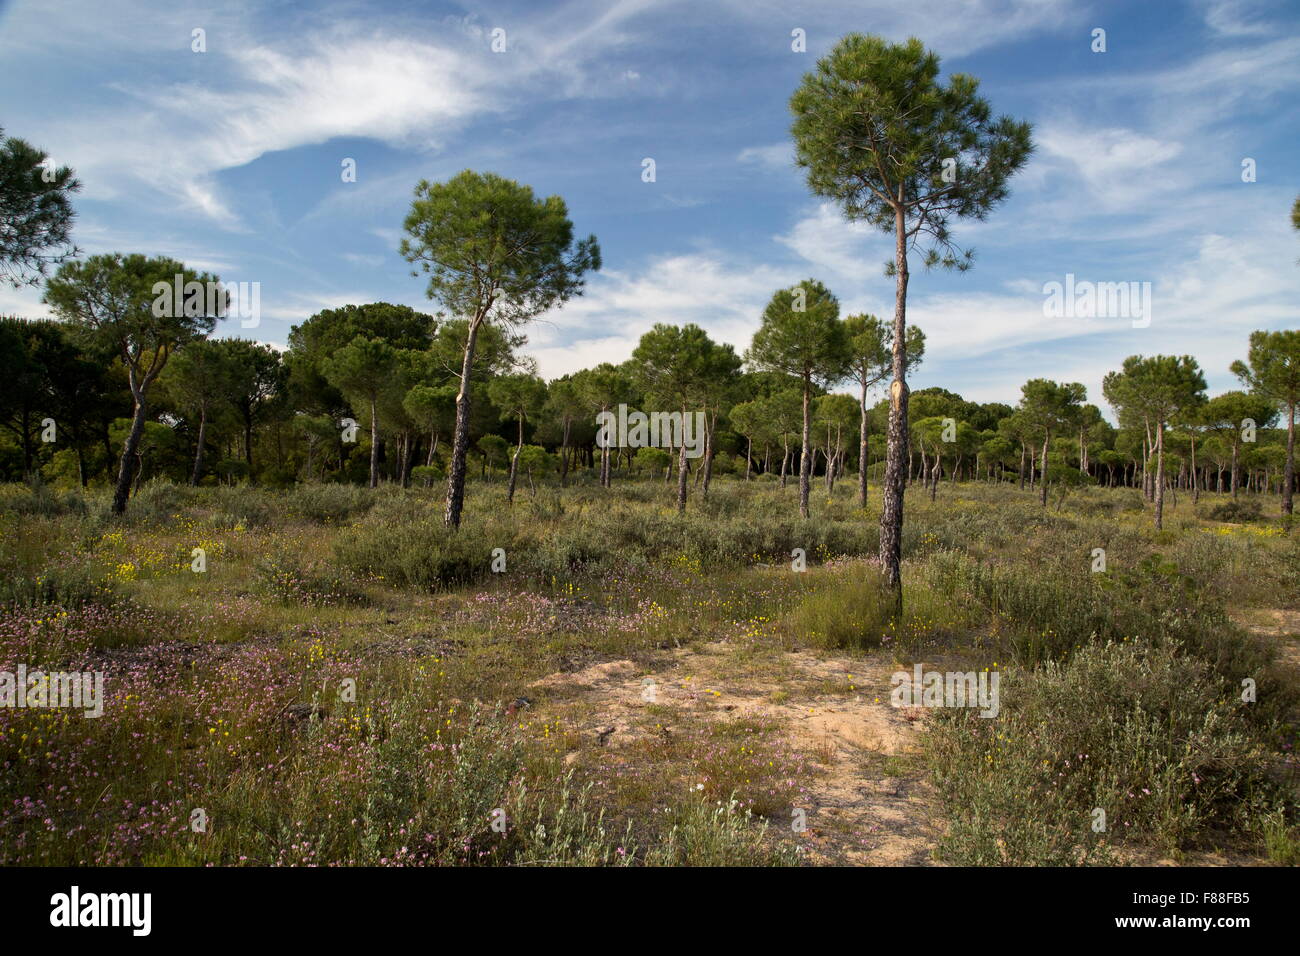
[{"left": 1, "top": 475, "right": 1296, "bottom": 866}]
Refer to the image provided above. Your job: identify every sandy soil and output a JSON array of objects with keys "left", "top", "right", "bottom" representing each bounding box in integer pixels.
[{"left": 529, "top": 642, "right": 944, "bottom": 865}]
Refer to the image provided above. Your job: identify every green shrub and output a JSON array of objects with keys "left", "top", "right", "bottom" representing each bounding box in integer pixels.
[
  {"left": 0, "top": 513, "right": 113, "bottom": 607},
  {"left": 929, "top": 640, "right": 1278, "bottom": 864},
  {"left": 281, "top": 483, "right": 377, "bottom": 523},
  {"left": 1260, "top": 809, "right": 1300, "bottom": 865},
  {"left": 122, "top": 479, "right": 199, "bottom": 524},
  {"left": 0, "top": 561, "right": 115, "bottom": 608},
  {"left": 1207, "top": 498, "right": 1263, "bottom": 522},
  {"left": 0, "top": 482, "right": 88, "bottom": 518},
  {"left": 786, "top": 567, "right": 894, "bottom": 650},
  {"left": 334, "top": 513, "right": 526, "bottom": 591}
]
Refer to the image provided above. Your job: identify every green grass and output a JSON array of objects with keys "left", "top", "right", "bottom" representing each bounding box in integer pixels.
[{"left": 1, "top": 476, "right": 1295, "bottom": 866}]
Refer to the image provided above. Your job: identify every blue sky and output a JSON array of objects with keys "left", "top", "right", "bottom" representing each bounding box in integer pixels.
[{"left": 1, "top": 0, "right": 1297, "bottom": 410}]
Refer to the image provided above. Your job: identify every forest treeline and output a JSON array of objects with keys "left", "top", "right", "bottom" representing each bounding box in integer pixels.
[{"left": 2, "top": 303, "right": 1297, "bottom": 529}]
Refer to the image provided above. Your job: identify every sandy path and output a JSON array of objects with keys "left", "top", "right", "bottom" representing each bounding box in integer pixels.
[{"left": 529, "top": 642, "right": 943, "bottom": 865}]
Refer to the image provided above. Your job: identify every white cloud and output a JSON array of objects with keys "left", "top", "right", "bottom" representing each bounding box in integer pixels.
[
  {"left": 10, "top": 1, "right": 673, "bottom": 229},
  {"left": 1197, "top": 0, "right": 1275, "bottom": 36},
  {"left": 1036, "top": 125, "right": 1184, "bottom": 212},
  {"left": 737, "top": 143, "right": 793, "bottom": 171},
  {"left": 905, "top": 223, "right": 1300, "bottom": 405},
  {"left": 529, "top": 251, "right": 795, "bottom": 377},
  {"left": 340, "top": 252, "right": 386, "bottom": 268},
  {"left": 776, "top": 203, "right": 891, "bottom": 280},
  {"left": 66, "top": 33, "right": 491, "bottom": 226},
  {"left": 0, "top": 284, "right": 52, "bottom": 319}
]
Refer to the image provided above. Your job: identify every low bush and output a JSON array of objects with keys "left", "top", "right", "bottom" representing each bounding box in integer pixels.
[
  {"left": 333, "top": 513, "right": 531, "bottom": 591},
  {"left": 1207, "top": 498, "right": 1263, "bottom": 523},
  {"left": 929, "top": 640, "right": 1279, "bottom": 864},
  {"left": 786, "top": 567, "right": 894, "bottom": 650}
]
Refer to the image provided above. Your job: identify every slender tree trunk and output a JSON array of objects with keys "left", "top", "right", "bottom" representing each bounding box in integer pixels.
[
  {"left": 1190, "top": 434, "right": 1199, "bottom": 505},
  {"left": 1284, "top": 401, "right": 1296, "bottom": 516},
  {"left": 676, "top": 403, "right": 689, "bottom": 513},
  {"left": 190, "top": 405, "right": 208, "bottom": 486},
  {"left": 444, "top": 316, "right": 483, "bottom": 529},
  {"left": 829, "top": 427, "right": 842, "bottom": 495},
  {"left": 823, "top": 425, "right": 833, "bottom": 495},
  {"left": 507, "top": 413, "right": 523, "bottom": 503},
  {"left": 702, "top": 410, "right": 716, "bottom": 499},
  {"left": 1154, "top": 422, "right": 1166, "bottom": 529},
  {"left": 400, "top": 432, "right": 415, "bottom": 487},
  {"left": 1039, "top": 431, "right": 1050, "bottom": 507},
  {"left": 1143, "top": 422, "right": 1154, "bottom": 501},
  {"left": 112, "top": 389, "right": 149, "bottom": 515},
  {"left": 507, "top": 450, "right": 521, "bottom": 501},
  {"left": 857, "top": 379, "right": 870, "bottom": 508},
  {"left": 879, "top": 203, "right": 910, "bottom": 594},
  {"left": 1228, "top": 440, "right": 1241, "bottom": 499},
  {"left": 799, "top": 375, "right": 812, "bottom": 519},
  {"left": 600, "top": 404, "right": 612, "bottom": 488},
  {"left": 368, "top": 397, "right": 380, "bottom": 489}
]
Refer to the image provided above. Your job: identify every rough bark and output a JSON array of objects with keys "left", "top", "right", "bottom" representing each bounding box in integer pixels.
[
  {"left": 1154, "top": 422, "right": 1166, "bottom": 529},
  {"left": 879, "top": 204, "right": 910, "bottom": 594},
  {"left": 857, "top": 378, "right": 870, "bottom": 508},
  {"left": 507, "top": 413, "right": 523, "bottom": 503},
  {"left": 799, "top": 375, "right": 812, "bottom": 519},
  {"left": 444, "top": 317, "right": 483, "bottom": 529},
  {"left": 368, "top": 397, "right": 380, "bottom": 489},
  {"left": 1284, "top": 401, "right": 1296, "bottom": 516},
  {"left": 112, "top": 398, "right": 148, "bottom": 514},
  {"left": 676, "top": 405, "right": 689, "bottom": 513},
  {"left": 1039, "top": 432, "right": 1050, "bottom": 508}
]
